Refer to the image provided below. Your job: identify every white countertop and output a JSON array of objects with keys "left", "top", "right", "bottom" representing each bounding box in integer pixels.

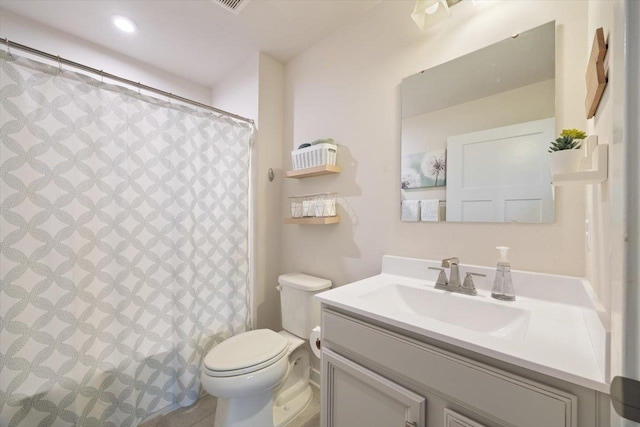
[{"left": 316, "top": 256, "right": 610, "bottom": 394}]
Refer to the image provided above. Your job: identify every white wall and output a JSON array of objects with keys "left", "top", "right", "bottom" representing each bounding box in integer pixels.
[
  {"left": 583, "top": 1, "right": 627, "bottom": 421},
  {"left": 0, "top": 8, "right": 211, "bottom": 104},
  {"left": 211, "top": 54, "right": 259, "bottom": 121},
  {"left": 282, "top": 0, "right": 588, "bottom": 287},
  {"left": 212, "top": 52, "right": 285, "bottom": 331}
]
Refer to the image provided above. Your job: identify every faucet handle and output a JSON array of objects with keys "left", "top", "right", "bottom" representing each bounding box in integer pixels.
[
  {"left": 428, "top": 267, "right": 448, "bottom": 286},
  {"left": 466, "top": 272, "right": 486, "bottom": 277},
  {"left": 441, "top": 257, "right": 460, "bottom": 268},
  {"left": 462, "top": 272, "right": 486, "bottom": 294}
]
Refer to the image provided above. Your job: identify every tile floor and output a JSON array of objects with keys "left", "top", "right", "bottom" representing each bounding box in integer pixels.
[{"left": 140, "top": 386, "right": 320, "bottom": 427}]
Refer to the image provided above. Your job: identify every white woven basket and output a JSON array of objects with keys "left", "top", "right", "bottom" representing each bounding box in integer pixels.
[{"left": 291, "top": 143, "right": 337, "bottom": 170}]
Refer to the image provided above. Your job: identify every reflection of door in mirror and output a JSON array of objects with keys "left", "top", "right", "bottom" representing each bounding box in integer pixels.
[
  {"left": 446, "top": 118, "right": 555, "bottom": 223},
  {"left": 400, "top": 21, "right": 556, "bottom": 224}
]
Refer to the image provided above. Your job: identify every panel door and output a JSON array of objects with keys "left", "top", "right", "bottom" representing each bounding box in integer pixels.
[
  {"left": 322, "top": 348, "right": 425, "bottom": 427},
  {"left": 446, "top": 118, "right": 555, "bottom": 223}
]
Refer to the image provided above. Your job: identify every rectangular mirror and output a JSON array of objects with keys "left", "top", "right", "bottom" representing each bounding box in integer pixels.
[{"left": 401, "top": 21, "right": 556, "bottom": 223}]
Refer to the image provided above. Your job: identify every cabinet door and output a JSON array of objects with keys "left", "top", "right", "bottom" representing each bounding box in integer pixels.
[{"left": 322, "top": 348, "right": 425, "bottom": 427}]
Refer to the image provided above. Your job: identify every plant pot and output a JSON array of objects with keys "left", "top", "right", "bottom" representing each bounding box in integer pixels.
[{"left": 549, "top": 149, "right": 582, "bottom": 175}]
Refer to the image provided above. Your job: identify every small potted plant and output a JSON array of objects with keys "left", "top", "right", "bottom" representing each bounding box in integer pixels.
[{"left": 548, "top": 128, "right": 587, "bottom": 175}]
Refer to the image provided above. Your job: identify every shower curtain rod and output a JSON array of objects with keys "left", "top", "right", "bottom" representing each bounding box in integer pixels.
[{"left": 0, "top": 38, "right": 255, "bottom": 125}]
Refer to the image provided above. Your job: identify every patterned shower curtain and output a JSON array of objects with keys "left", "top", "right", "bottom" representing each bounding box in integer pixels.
[{"left": 0, "top": 51, "right": 252, "bottom": 426}]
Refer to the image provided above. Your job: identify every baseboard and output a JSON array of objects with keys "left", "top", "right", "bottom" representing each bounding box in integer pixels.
[{"left": 310, "top": 368, "right": 321, "bottom": 389}]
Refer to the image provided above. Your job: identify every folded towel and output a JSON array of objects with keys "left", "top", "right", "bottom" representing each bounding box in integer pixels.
[
  {"left": 302, "top": 199, "right": 316, "bottom": 217},
  {"left": 420, "top": 199, "right": 440, "bottom": 222},
  {"left": 401, "top": 200, "right": 420, "bottom": 222},
  {"left": 310, "top": 138, "right": 336, "bottom": 146}
]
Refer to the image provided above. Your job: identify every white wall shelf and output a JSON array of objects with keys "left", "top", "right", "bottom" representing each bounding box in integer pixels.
[{"left": 553, "top": 143, "right": 608, "bottom": 186}]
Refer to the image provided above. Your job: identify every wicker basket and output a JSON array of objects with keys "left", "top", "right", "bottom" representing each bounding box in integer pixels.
[{"left": 288, "top": 193, "right": 337, "bottom": 218}]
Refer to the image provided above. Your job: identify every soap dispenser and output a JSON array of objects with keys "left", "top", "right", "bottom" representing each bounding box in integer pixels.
[{"left": 491, "top": 246, "right": 515, "bottom": 301}]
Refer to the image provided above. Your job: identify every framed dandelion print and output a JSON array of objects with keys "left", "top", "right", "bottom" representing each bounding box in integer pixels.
[{"left": 401, "top": 149, "right": 446, "bottom": 189}]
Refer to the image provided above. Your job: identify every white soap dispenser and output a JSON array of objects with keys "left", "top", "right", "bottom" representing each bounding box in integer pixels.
[{"left": 491, "top": 246, "right": 515, "bottom": 301}]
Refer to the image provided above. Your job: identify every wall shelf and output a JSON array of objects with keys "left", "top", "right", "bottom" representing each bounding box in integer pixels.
[
  {"left": 552, "top": 144, "right": 608, "bottom": 186},
  {"left": 283, "top": 216, "right": 340, "bottom": 225},
  {"left": 285, "top": 165, "right": 341, "bottom": 179}
]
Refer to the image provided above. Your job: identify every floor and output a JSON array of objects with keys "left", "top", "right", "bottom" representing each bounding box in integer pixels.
[{"left": 139, "top": 386, "right": 320, "bottom": 427}]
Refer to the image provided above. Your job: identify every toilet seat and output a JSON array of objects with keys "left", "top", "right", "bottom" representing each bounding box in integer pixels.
[{"left": 203, "top": 329, "right": 289, "bottom": 378}]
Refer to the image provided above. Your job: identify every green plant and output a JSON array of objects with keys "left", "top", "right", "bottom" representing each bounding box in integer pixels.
[
  {"left": 549, "top": 128, "right": 586, "bottom": 153},
  {"left": 560, "top": 128, "right": 587, "bottom": 140}
]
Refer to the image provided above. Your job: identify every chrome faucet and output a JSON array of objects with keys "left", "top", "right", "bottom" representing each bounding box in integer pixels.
[
  {"left": 442, "top": 257, "right": 461, "bottom": 287},
  {"left": 429, "top": 258, "right": 486, "bottom": 296}
]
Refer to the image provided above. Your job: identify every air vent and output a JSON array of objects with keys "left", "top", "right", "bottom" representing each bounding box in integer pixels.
[{"left": 211, "top": 0, "right": 250, "bottom": 14}]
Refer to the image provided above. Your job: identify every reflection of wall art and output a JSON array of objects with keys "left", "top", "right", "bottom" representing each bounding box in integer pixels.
[{"left": 401, "top": 149, "right": 446, "bottom": 189}]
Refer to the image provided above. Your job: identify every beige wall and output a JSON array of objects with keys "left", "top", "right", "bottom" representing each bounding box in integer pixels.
[
  {"left": 281, "top": 0, "right": 588, "bottom": 287},
  {"left": 255, "top": 54, "right": 285, "bottom": 331},
  {"left": 211, "top": 53, "right": 285, "bottom": 331},
  {"left": 583, "top": 0, "right": 626, "bottom": 402}
]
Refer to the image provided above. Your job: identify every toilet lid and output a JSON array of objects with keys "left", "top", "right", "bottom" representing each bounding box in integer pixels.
[{"left": 203, "top": 329, "right": 288, "bottom": 374}]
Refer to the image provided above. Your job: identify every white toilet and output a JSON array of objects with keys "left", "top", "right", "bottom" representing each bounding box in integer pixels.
[{"left": 201, "top": 273, "right": 331, "bottom": 427}]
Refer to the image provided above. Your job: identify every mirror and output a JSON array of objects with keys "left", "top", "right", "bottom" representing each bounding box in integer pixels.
[{"left": 401, "top": 21, "right": 556, "bottom": 223}]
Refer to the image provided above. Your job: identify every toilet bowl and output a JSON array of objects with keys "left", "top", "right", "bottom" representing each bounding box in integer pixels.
[{"left": 201, "top": 273, "right": 331, "bottom": 427}]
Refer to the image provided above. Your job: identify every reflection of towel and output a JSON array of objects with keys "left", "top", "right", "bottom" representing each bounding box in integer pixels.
[
  {"left": 421, "top": 199, "right": 440, "bottom": 222},
  {"left": 401, "top": 200, "right": 420, "bottom": 222}
]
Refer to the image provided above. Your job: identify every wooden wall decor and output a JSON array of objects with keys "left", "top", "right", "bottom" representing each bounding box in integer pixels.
[{"left": 585, "top": 27, "right": 608, "bottom": 119}]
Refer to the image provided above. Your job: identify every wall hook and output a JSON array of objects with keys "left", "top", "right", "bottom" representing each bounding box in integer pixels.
[{"left": 268, "top": 168, "right": 275, "bottom": 182}]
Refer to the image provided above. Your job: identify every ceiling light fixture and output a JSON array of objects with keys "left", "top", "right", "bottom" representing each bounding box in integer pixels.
[
  {"left": 411, "top": 0, "right": 453, "bottom": 31},
  {"left": 112, "top": 16, "right": 137, "bottom": 33}
]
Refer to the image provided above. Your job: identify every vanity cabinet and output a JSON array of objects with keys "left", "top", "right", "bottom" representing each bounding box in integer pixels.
[{"left": 320, "top": 308, "right": 609, "bottom": 427}]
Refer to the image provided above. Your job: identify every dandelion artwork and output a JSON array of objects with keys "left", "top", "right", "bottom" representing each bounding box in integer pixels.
[{"left": 401, "top": 149, "right": 446, "bottom": 189}]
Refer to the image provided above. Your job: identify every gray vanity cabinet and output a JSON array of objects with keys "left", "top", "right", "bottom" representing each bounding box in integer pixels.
[{"left": 321, "top": 307, "right": 610, "bottom": 427}]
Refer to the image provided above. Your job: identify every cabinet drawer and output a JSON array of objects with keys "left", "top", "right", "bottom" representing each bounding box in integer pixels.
[{"left": 322, "top": 310, "right": 577, "bottom": 427}]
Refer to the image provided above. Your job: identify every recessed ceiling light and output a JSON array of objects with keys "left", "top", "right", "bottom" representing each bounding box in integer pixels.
[{"left": 112, "top": 16, "right": 137, "bottom": 33}]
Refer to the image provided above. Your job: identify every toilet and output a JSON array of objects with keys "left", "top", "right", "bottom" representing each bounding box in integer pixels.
[{"left": 201, "top": 273, "right": 331, "bottom": 427}]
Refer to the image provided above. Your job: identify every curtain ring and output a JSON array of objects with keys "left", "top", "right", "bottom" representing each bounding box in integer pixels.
[
  {"left": 5, "top": 38, "right": 11, "bottom": 57},
  {"left": 57, "top": 55, "right": 62, "bottom": 73},
  {"left": 137, "top": 82, "right": 141, "bottom": 94},
  {"left": 100, "top": 70, "right": 104, "bottom": 84}
]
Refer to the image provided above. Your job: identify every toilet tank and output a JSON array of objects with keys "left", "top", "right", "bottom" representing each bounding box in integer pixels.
[{"left": 278, "top": 273, "right": 331, "bottom": 339}]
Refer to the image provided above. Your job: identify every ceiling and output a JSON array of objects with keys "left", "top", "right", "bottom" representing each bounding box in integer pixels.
[{"left": 0, "top": 0, "right": 382, "bottom": 87}]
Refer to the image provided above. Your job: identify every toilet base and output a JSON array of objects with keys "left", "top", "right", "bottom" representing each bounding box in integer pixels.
[
  {"left": 214, "top": 393, "right": 274, "bottom": 427},
  {"left": 273, "top": 384, "right": 313, "bottom": 427},
  {"left": 212, "top": 384, "right": 312, "bottom": 427}
]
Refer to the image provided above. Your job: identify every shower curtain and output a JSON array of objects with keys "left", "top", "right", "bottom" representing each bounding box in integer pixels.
[{"left": 0, "top": 51, "right": 252, "bottom": 426}]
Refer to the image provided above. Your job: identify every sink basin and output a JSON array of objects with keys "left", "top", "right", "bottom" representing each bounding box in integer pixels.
[{"left": 359, "top": 284, "right": 530, "bottom": 340}]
